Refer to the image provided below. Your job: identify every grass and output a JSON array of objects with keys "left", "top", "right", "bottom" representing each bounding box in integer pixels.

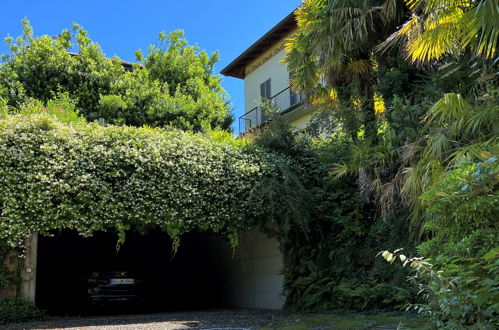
[{"left": 262, "top": 312, "right": 431, "bottom": 329}]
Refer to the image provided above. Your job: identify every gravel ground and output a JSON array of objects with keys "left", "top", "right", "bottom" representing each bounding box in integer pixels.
[{"left": 4, "top": 310, "right": 287, "bottom": 330}]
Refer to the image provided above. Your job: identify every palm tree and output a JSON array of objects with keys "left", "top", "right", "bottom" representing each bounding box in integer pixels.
[
  {"left": 285, "top": 0, "right": 405, "bottom": 142},
  {"left": 287, "top": 0, "right": 498, "bottom": 227},
  {"left": 379, "top": 0, "right": 498, "bottom": 63},
  {"left": 376, "top": 0, "right": 499, "bottom": 225}
]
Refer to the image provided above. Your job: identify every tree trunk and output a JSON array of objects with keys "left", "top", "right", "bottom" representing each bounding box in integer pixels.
[{"left": 362, "top": 72, "right": 377, "bottom": 144}]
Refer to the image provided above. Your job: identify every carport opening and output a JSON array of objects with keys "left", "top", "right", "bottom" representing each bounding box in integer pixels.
[{"left": 36, "top": 229, "right": 236, "bottom": 315}]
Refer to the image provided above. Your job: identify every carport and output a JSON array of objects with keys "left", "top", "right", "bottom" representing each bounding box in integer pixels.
[{"left": 28, "top": 228, "right": 284, "bottom": 315}]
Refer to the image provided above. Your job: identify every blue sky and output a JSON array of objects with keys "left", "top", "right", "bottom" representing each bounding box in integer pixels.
[{"left": 0, "top": 0, "right": 302, "bottom": 133}]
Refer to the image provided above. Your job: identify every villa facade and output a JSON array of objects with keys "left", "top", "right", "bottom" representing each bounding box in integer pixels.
[{"left": 222, "top": 11, "right": 312, "bottom": 134}]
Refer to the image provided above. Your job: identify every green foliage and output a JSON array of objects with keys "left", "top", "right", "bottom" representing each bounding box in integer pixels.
[
  {"left": 374, "top": 55, "right": 415, "bottom": 102},
  {"left": 381, "top": 247, "right": 499, "bottom": 329},
  {"left": 380, "top": 0, "right": 498, "bottom": 62},
  {"left": 251, "top": 117, "right": 416, "bottom": 312},
  {"left": 282, "top": 200, "right": 417, "bottom": 312},
  {"left": 0, "top": 106, "right": 288, "bottom": 250},
  {"left": 0, "top": 298, "right": 47, "bottom": 325},
  {"left": 265, "top": 311, "right": 430, "bottom": 329},
  {"left": 0, "top": 242, "right": 18, "bottom": 288},
  {"left": 381, "top": 158, "right": 499, "bottom": 328},
  {"left": 284, "top": 0, "right": 496, "bottom": 320},
  {"left": 247, "top": 114, "right": 318, "bottom": 237},
  {"left": 0, "top": 20, "right": 232, "bottom": 132},
  {"left": 420, "top": 158, "right": 498, "bottom": 258},
  {"left": 285, "top": 0, "right": 406, "bottom": 142},
  {"left": 13, "top": 93, "right": 84, "bottom": 124}
]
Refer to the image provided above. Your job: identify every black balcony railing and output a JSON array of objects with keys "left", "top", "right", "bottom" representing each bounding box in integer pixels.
[{"left": 239, "top": 86, "right": 304, "bottom": 134}]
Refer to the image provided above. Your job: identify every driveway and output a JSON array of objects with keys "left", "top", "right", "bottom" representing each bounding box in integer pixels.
[
  {"left": 5, "top": 310, "right": 428, "bottom": 329},
  {"left": 5, "top": 310, "right": 286, "bottom": 330}
]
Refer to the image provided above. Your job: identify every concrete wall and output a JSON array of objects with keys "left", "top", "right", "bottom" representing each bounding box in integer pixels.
[
  {"left": 20, "top": 233, "right": 38, "bottom": 303},
  {"left": 228, "top": 228, "right": 285, "bottom": 309}
]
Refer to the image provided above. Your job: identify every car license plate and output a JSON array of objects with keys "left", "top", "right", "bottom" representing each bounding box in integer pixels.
[{"left": 110, "top": 278, "right": 135, "bottom": 285}]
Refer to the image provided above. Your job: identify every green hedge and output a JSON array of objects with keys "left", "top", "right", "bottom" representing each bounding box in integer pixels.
[
  {"left": 0, "top": 113, "right": 280, "bottom": 249},
  {"left": 0, "top": 298, "right": 47, "bottom": 325}
]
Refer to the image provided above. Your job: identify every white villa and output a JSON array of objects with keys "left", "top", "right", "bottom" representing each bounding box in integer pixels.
[{"left": 222, "top": 11, "right": 311, "bottom": 134}]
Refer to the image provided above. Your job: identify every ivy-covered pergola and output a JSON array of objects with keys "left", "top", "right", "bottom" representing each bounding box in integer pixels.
[{"left": 0, "top": 112, "right": 287, "bottom": 303}]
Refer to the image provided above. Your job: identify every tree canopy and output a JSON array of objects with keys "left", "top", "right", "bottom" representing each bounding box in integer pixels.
[{"left": 0, "top": 20, "right": 232, "bottom": 132}]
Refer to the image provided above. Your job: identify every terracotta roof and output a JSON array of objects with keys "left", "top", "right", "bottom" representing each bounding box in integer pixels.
[{"left": 220, "top": 10, "right": 297, "bottom": 79}]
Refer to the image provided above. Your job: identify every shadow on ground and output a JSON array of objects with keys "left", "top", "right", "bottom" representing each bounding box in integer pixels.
[{"left": 7, "top": 309, "right": 287, "bottom": 330}]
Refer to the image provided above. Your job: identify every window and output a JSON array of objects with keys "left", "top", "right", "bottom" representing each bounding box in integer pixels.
[
  {"left": 260, "top": 79, "right": 271, "bottom": 100},
  {"left": 259, "top": 79, "right": 271, "bottom": 124}
]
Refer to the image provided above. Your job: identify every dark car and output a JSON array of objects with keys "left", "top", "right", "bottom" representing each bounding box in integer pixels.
[{"left": 86, "top": 271, "right": 150, "bottom": 306}]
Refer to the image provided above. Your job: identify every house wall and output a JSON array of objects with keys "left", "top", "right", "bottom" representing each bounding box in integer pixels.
[
  {"left": 291, "top": 113, "right": 313, "bottom": 130},
  {"left": 228, "top": 228, "right": 285, "bottom": 309},
  {"left": 242, "top": 44, "right": 314, "bottom": 132},
  {"left": 244, "top": 49, "right": 290, "bottom": 113},
  {"left": 243, "top": 49, "right": 290, "bottom": 130}
]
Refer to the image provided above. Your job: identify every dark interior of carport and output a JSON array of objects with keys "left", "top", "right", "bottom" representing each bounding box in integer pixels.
[{"left": 35, "top": 229, "right": 236, "bottom": 315}]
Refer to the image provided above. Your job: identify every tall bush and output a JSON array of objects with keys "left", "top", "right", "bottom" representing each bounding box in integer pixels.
[
  {"left": 381, "top": 157, "right": 498, "bottom": 328},
  {"left": 0, "top": 20, "right": 232, "bottom": 131},
  {"left": 250, "top": 116, "right": 416, "bottom": 311}
]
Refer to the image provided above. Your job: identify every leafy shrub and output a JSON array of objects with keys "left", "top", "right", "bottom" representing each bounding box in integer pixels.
[
  {"left": 381, "top": 157, "right": 499, "bottom": 328},
  {"left": 0, "top": 108, "right": 292, "bottom": 249},
  {"left": 12, "top": 93, "right": 84, "bottom": 124},
  {"left": 420, "top": 157, "right": 498, "bottom": 260},
  {"left": 0, "top": 298, "right": 47, "bottom": 325},
  {"left": 250, "top": 116, "right": 416, "bottom": 312},
  {"left": 0, "top": 20, "right": 231, "bottom": 131},
  {"left": 381, "top": 248, "right": 499, "bottom": 329}
]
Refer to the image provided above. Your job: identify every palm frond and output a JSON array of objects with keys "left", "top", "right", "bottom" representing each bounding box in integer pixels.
[
  {"left": 448, "top": 137, "right": 499, "bottom": 166},
  {"left": 381, "top": 0, "right": 497, "bottom": 62},
  {"left": 465, "top": 104, "right": 498, "bottom": 137},
  {"left": 461, "top": 0, "right": 499, "bottom": 58},
  {"left": 400, "top": 166, "right": 424, "bottom": 209},
  {"left": 424, "top": 132, "right": 451, "bottom": 159},
  {"left": 406, "top": 8, "right": 463, "bottom": 62},
  {"left": 346, "top": 59, "right": 371, "bottom": 78},
  {"left": 424, "top": 93, "right": 471, "bottom": 125},
  {"left": 330, "top": 162, "right": 351, "bottom": 179}
]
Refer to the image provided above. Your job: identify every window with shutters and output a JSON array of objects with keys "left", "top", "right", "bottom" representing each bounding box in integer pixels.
[{"left": 260, "top": 79, "right": 271, "bottom": 100}]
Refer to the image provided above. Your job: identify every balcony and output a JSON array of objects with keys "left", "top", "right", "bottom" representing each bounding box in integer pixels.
[{"left": 239, "top": 86, "right": 304, "bottom": 134}]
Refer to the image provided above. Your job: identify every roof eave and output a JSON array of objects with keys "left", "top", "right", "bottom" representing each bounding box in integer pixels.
[{"left": 220, "top": 10, "right": 297, "bottom": 79}]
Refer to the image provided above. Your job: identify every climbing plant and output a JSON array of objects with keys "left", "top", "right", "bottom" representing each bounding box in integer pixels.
[{"left": 0, "top": 105, "right": 290, "bottom": 250}]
